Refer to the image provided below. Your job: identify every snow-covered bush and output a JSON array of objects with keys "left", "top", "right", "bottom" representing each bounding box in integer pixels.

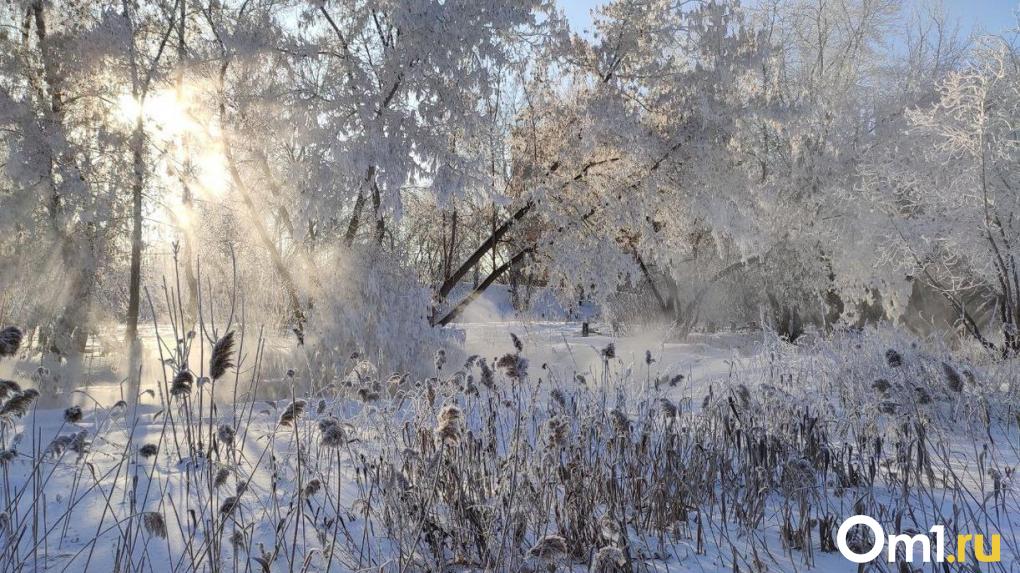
[{"left": 304, "top": 246, "right": 457, "bottom": 378}]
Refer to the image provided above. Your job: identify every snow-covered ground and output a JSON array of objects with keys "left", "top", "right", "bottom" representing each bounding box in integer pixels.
[{"left": 0, "top": 322, "right": 1016, "bottom": 572}]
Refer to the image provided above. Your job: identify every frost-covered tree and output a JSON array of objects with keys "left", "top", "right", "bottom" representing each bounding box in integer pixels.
[{"left": 863, "top": 38, "right": 1020, "bottom": 353}]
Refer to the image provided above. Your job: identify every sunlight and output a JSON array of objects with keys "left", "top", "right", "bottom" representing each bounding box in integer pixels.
[{"left": 115, "top": 86, "right": 230, "bottom": 204}]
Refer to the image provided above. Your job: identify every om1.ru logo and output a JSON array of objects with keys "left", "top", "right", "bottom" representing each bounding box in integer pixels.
[{"left": 837, "top": 516, "right": 1000, "bottom": 564}]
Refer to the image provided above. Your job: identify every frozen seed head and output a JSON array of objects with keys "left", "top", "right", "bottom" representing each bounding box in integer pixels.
[
  {"left": 0, "top": 389, "right": 39, "bottom": 420},
  {"left": 434, "top": 349, "right": 447, "bottom": 371},
  {"left": 303, "top": 479, "right": 322, "bottom": 497},
  {"left": 645, "top": 350, "right": 654, "bottom": 365},
  {"left": 942, "top": 362, "right": 964, "bottom": 392},
  {"left": 668, "top": 374, "right": 684, "bottom": 387},
  {"left": 215, "top": 468, "right": 231, "bottom": 488},
  {"left": 609, "top": 409, "right": 630, "bottom": 435},
  {"left": 591, "top": 546, "right": 626, "bottom": 572},
  {"left": 319, "top": 418, "right": 346, "bottom": 447},
  {"left": 210, "top": 331, "right": 236, "bottom": 380},
  {"left": 601, "top": 343, "right": 616, "bottom": 360},
  {"left": 528, "top": 535, "right": 569, "bottom": 563},
  {"left": 229, "top": 530, "right": 246, "bottom": 550},
  {"left": 435, "top": 404, "right": 464, "bottom": 445},
  {"left": 143, "top": 512, "right": 167, "bottom": 538},
  {"left": 139, "top": 443, "right": 159, "bottom": 458},
  {"left": 598, "top": 514, "right": 623, "bottom": 544},
  {"left": 0, "top": 326, "right": 24, "bottom": 357},
  {"left": 550, "top": 388, "right": 567, "bottom": 409},
  {"left": 357, "top": 388, "right": 380, "bottom": 402},
  {"left": 878, "top": 401, "right": 897, "bottom": 414},
  {"left": 496, "top": 353, "right": 528, "bottom": 380},
  {"left": 0, "top": 380, "right": 21, "bottom": 400},
  {"left": 63, "top": 405, "right": 83, "bottom": 424},
  {"left": 220, "top": 496, "right": 239, "bottom": 516},
  {"left": 217, "top": 424, "right": 236, "bottom": 445},
  {"left": 544, "top": 416, "right": 570, "bottom": 447},
  {"left": 510, "top": 333, "right": 524, "bottom": 352},
  {"left": 915, "top": 386, "right": 932, "bottom": 404},
  {"left": 885, "top": 349, "right": 903, "bottom": 368},
  {"left": 278, "top": 400, "right": 306, "bottom": 426},
  {"left": 871, "top": 378, "right": 891, "bottom": 393},
  {"left": 170, "top": 371, "right": 193, "bottom": 398},
  {"left": 478, "top": 359, "right": 494, "bottom": 388},
  {"left": 658, "top": 398, "right": 677, "bottom": 418},
  {"left": 0, "top": 449, "right": 15, "bottom": 464}
]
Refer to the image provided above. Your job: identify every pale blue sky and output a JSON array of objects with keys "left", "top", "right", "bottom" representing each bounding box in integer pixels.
[{"left": 557, "top": 0, "right": 1019, "bottom": 38}]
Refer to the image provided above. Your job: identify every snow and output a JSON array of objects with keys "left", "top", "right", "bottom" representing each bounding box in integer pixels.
[{"left": 0, "top": 323, "right": 1015, "bottom": 571}]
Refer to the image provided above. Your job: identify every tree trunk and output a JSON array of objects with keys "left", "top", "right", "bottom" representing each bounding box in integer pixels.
[{"left": 125, "top": 116, "right": 144, "bottom": 343}]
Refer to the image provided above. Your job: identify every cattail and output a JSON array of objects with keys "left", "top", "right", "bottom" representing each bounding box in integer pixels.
[
  {"left": 357, "top": 388, "right": 380, "bottom": 402},
  {"left": 434, "top": 349, "right": 447, "bottom": 371},
  {"left": 210, "top": 331, "right": 236, "bottom": 380},
  {"left": 668, "top": 374, "right": 684, "bottom": 387},
  {"left": 110, "top": 400, "right": 128, "bottom": 419},
  {"left": 229, "top": 530, "right": 246, "bottom": 550},
  {"left": 321, "top": 425, "right": 346, "bottom": 447},
  {"left": 319, "top": 417, "right": 346, "bottom": 447},
  {"left": 915, "top": 386, "right": 932, "bottom": 404},
  {"left": 215, "top": 468, "right": 231, "bottom": 488},
  {"left": 64, "top": 405, "right": 83, "bottom": 423},
  {"left": 139, "top": 443, "right": 159, "bottom": 458},
  {"left": 550, "top": 388, "right": 567, "bottom": 409},
  {"left": 143, "top": 512, "right": 167, "bottom": 538},
  {"left": 217, "top": 424, "right": 236, "bottom": 446},
  {"left": 591, "top": 546, "right": 626, "bottom": 572},
  {"left": 478, "top": 359, "right": 494, "bottom": 388},
  {"left": 435, "top": 405, "right": 464, "bottom": 445},
  {"left": 0, "top": 380, "right": 21, "bottom": 400},
  {"left": 318, "top": 416, "right": 339, "bottom": 432},
  {"left": 170, "top": 371, "right": 193, "bottom": 398},
  {"left": 220, "top": 496, "right": 239, "bottom": 516},
  {"left": 544, "top": 416, "right": 570, "bottom": 447},
  {"left": 0, "top": 327, "right": 23, "bottom": 357},
  {"left": 609, "top": 409, "right": 630, "bottom": 435},
  {"left": 601, "top": 343, "right": 616, "bottom": 360},
  {"left": 0, "top": 389, "right": 39, "bottom": 420},
  {"left": 598, "top": 514, "right": 623, "bottom": 544},
  {"left": 71, "top": 430, "right": 88, "bottom": 455},
  {"left": 528, "top": 535, "right": 568, "bottom": 563},
  {"left": 496, "top": 353, "right": 527, "bottom": 380},
  {"left": 279, "top": 400, "right": 306, "bottom": 426},
  {"left": 658, "top": 398, "right": 677, "bottom": 418},
  {"left": 733, "top": 384, "right": 750, "bottom": 406},
  {"left": 438, "top": 404, "right": 463, "bottom": 425},
  {"left": 878, "top": 401, "right": 897, "bottom": 414},
  {"left": 645, "top": 350, "right": 654, "bottom": 365},
  {"left": 871, "top": 378, "right": 891, "bottom": 393},
  {"left": 942, "top": 362, "right": 964, "bottom": 392},
  {"left": 885, "top": 349, "right": 903, "bottom": 368},
  {"left": 303, "top": 479, "right": 321, "bottom": 497},
  {"left": 510, "top": 333, "right": 524, "bottom": 352}
]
